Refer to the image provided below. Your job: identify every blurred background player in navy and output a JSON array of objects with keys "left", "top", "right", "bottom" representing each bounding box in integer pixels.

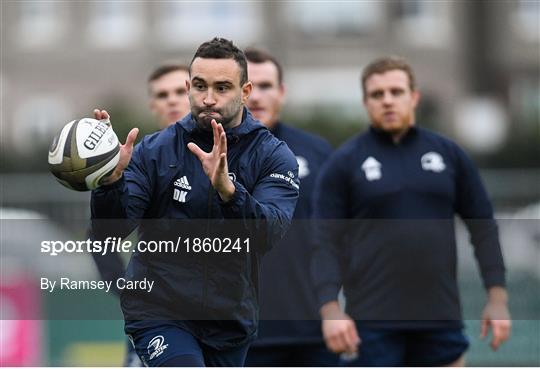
[
  {"left": 312, "top": 56, "right": 511, "bottom": 366},
  {"left": 243, "top": 48, "right": 338, "bottom": 366},
  {"left": 91, "top": 63, "right": 190, "bottom": 367}
]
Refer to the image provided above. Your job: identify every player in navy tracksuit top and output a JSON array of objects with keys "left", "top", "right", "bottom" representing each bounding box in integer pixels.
[
  {"left": 313, "top": 57, "right": 511, "bottom": 366},
  {"left": 91, "top": 38, "right": 299, "bottom": 367},
  {"left": 248, "top": 123, "right": 336, "bottom": 363},
  {"left": 243, "top": 48, "right": 338, "bottom": 366},
  {"left": 90, "top": 64, "right": 191, "bottom": 367}
]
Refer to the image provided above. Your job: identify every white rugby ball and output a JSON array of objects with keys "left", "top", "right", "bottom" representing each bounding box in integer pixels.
[{"left": 48, "top": 118, "right": 120, "bottom": 191}]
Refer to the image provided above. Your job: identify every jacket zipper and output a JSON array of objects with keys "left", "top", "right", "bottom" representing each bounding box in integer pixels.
[{"left": 202, "top": 183, "right": 213, "bottom": 310}]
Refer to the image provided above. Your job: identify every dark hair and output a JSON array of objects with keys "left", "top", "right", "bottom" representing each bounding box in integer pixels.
[
  {"left": 148, "top": 64, "right": 189, "bottom": 83},
  {"left": 361, "top": 56, "right": 416, "bottom": 97},
  {"left": 244, "top": 47, "right": 283, "bottom": 84},
  {"left": 190, "top": 37, "right": 248, "bottom": 85}
]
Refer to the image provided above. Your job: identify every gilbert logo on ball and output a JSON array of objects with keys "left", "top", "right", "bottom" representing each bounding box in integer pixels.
[{"left": 48, "top": 118, "right": 120, "bottom": 191}]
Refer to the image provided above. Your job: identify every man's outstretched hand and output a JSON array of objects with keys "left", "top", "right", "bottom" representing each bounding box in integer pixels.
[
  {"left": 94, "top": 109, "right": 139, "bottom": 186},
  {"left": 187, "top": 119, "right": 235, "bottom": 202}
]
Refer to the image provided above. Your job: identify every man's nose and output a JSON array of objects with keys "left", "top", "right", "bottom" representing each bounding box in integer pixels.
[
  {"left": 203, "top": 89, "right": 216, "bottom": 106},
  {"left": 167, "top": 94, "right": 179, "bottom": 105},
  {"left": 249, "top": 87, "right": 261, "bottom": 102},
  {"left": 382, "top": 91, "right": 394, "bottom": 105}
]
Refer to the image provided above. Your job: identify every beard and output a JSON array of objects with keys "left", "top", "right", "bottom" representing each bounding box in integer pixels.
[
  {"left": 190, "top": 95, "right": 243, "bottom": 131},
  {"left": 371, "top": 110, "right": 414, "bottom": 136}
]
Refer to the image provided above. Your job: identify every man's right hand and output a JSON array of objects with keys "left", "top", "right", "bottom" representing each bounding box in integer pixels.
[
  {"left": 320, "top": 301, "right": 361, "bottom": 354},
  {"left": 93, "top": 109, "right": 139, "bottom": 186}
]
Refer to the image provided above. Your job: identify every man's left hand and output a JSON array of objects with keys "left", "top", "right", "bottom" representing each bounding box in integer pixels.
[
  {"left": 188, "top": 119, "right": 235, "bottom": 202},
  {"left": 480, "top": 286, "right": 511, "bottom": 351}
]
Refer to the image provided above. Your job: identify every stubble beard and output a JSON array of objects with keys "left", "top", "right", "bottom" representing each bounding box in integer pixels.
[
  {"left": 191, "top": 95, "right": 243, "bottom": 131},
  {"left": 373, "top": 110, "right": 413, "bottom": 136}
]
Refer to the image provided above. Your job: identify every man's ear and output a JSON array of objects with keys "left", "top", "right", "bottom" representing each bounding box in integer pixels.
[
  {"left": 279, "top": 83, "right": 286, "bottom": 102},
  {"left": 186, "top": 79, "right": 191, "bottom": 92},
  {"left": 148, "top": 88, "right": 157, "bottom": 114},
  {"left": 412, "top": 90, "right": 421, "bottom": 109},
  {"left": 242, "top": 81, "right": 253, "bottom": 103}
]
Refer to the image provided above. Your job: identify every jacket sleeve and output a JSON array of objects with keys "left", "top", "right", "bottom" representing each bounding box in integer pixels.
[
  {"left": 311, "top": 151, "right": 350, "bottom": 308},
  {"left": 218, "top": 141, "right": 299, "bottom": 252},
  {"left": 454, "top": 145, "right": 506, "bottom": 289},
  {"left": 90, "top": 140, "right": 153, "bottom": 239}
]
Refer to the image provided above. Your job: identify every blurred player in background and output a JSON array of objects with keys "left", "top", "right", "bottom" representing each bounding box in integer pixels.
[
  {"left": 243, "top": 48, "right": 338, "bottom": 366},
  {"left": 312, "top": 56, "right": 511, "bottom": 366},
  {"left": 91, "top": 63, "right": 190, "bottom": 366},
  {"left": 147, "top": 64, "right": 191, "bottom": 129},
  {"left": 91, "top": 37, "right": 299, "bottom": 366}
]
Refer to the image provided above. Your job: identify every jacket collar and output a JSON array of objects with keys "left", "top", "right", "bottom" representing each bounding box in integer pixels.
[
  {"left": 269, "top": 121, "right": 283, "bottom": 137},
  {"left": 369, "top": 124, "right": 418, "bottom": 145}
]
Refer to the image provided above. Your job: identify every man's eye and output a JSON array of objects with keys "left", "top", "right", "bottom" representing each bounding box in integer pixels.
[
  {"left": 217, "top": 85, "right": 230, "bottom": 92},
  {"left": 176, "top": 88, "right": 187, "bottom": 95},
  {"left": 195, "top": 84, "right": 205, "bottom": 90},
  {"left": 392, "top": 89, "right": 404, "bottom": 96},
  {"left": 156, "top": 92, "right": 168, "bottom": 99},
  {"left": 370, "top": 91, "right": 383, "bottom": 99}
]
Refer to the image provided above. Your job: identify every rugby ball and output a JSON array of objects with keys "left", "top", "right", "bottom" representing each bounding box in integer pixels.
[{"left": 48, "top": 118, "right": 120, "bottom": 191}]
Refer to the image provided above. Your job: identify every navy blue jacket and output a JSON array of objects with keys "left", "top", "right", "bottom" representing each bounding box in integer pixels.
[
  {"left": 252, "top": 123, "right": 333, "bottom": 346},
  {"left": 91, "top": 109, "right": 299, "bottom": 348},
  {"left": 312, "top": 126, "right": 505, "bottom": 328}
]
